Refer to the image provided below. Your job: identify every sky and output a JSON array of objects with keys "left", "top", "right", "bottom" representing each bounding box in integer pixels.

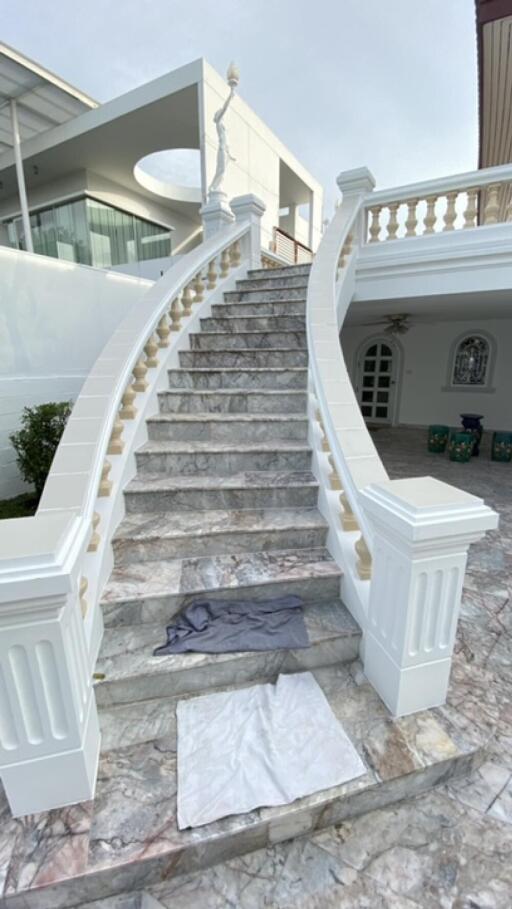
[{"left": 2, "top": 0, "right": 479, "bottom": 215}]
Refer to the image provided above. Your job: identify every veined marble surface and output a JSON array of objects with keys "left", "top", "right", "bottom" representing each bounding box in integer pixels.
[
  {"left": 166, "top": 366, "right": 308, "bottom": 390},
  {"left": 140, "top": 427, "right": 512, "bottom": 908},
  {"left": 0, "top": 661, "right": 478, "bottom": 909}
]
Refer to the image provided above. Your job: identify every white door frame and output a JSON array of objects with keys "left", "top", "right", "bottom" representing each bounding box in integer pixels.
[{"left": 353, "top": 334, "right": 403, "bottom": 426}]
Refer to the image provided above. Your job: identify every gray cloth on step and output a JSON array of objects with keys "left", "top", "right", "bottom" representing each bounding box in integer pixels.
[{"left": 153, "top": 594, "right": 309, "bottom": 655}]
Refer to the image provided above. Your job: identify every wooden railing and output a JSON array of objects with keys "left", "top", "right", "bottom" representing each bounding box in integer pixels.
[{"left": 272, "top": 226, "right": 313, "bottom": 264}]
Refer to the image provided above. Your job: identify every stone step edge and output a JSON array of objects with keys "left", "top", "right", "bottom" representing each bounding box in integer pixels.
[
  {"left": 125, "top": 474, "right": 319, "bottom": 494},
  {"left": 167, "top": 367, "right": 308, "bottom": 374},
  {"left": 113, "top": 507, "right": 327, "bottom": 544},
  {"left": 190, "top": 329, "right": 307, "bottom": 337},
  {"left": 101, "top": 548, "right": 341, "bottom": 609},
  {"left": 138, "top": 440, "right": 311, "bottom": 452},
  {"left": 158, "top": 389, "right": 307, "bottom": 397},
  {"left": 148, "top": 413, "right": 308, "bottom": 424}
]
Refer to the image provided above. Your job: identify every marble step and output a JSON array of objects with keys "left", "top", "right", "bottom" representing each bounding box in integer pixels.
[
  {"left": 236, "top": 276, "right": 309, "bottom": 291},
  {"left": 3, "top": 662, "right": 481, "bottom": 909},
  {"left": 167, "top": 367, "right": 308, "bottom": 390},
  {"left": 135, "top": 439, "right": 312, "bottom": 475},
  {"left": 101, "top": 547, "right": 341, "bottom": 626},
  {"left": 112, "top": 507, "right": 327, "bottom": 566},
  {"left": 189, "top": 330, "right": 306, "bottom": 351},
  {"left": 200, "top": 314, "right": 305, "bottom": 332},
  {"left": 212, "top": 299, "right": 306, "bottom": 317},
  {"left": 158, "top": 388, "right": 307, "bottom": 414},
  {"left": 248, "top": 262, "right": 311, "bottom": 279},
  {"left": 124, "top": 470, "right": 319, "bottom": 514},
  {"left": 146, "top": 413, "right": 308, "bottom": 443},
  {"left": 224, "top": 287, "right": 308, "bottom": 303},
  {"left": 179, "top": 348, "right": 308, "bottom": 368},
  {"left": 95, "top": 600, "right": 360, "bottom": 710}
]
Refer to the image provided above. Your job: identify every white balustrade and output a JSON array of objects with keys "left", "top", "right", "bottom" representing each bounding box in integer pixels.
[
  {"left": 307, "top": 166, "right": 498, "bottom": 717},
  {"left": 0, "top": 194, "right": 265, "bottom": 817},
  {"left": 362, "top": 162, "right": 512, "bottom": 242}
]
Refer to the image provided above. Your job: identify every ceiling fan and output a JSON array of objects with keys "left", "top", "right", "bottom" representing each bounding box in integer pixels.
[{"left": 360, "top": 313, "right": 412, "bottom": 335}]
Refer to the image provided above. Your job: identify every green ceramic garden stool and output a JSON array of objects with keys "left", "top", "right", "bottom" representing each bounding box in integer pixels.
[
  {"left": 491, "top": 431, "right": 512, "bottom": 463},
  {"left": 449, "top": 431, "right": 474, "bottom": 463},
  {"left": 428, "top": 425, "right": 450, "bottom": 453}
]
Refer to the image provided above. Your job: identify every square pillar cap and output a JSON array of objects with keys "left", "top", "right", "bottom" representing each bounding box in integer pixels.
[
  {"left": 337, "top": 167, "right": 376, "bottom": 197},
  {"left": 360, "top": 476, "right": 498, "bottom": 543},
  {"left": 230, "top": 194, "right": 266, "bottom": 219}
]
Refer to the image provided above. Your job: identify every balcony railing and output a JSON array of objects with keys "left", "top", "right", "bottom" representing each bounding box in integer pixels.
[{"left": 272, "top": 226, "right": 313, "bottom": 264}]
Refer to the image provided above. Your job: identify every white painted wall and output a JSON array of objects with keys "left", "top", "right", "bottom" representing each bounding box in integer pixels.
[
  {"left": 201, "top": 62, "right": 323, "bottom": 253},
  {"left": 342, "top": 316, "right": 512, "bottom": 432},
  {"left": 0, "top": 247, "right": 151, "bottom": 498}
]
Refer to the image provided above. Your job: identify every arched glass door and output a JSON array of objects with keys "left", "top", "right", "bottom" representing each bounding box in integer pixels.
[{"left": 356, "top": 340, "right": 397, "bottom": 423}]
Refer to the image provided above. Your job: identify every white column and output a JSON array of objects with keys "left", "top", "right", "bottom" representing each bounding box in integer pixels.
[
  {"left": 359, "top": 477, "right": 498, "bottom": 717},
  {"left": 199, "top": 190, "right": 235, "bottom": 240},
  {"left": 336, "top": 167, "right": 376, "bottom": 245},
  {"left": 308, "top": 189, "right": 315, "bottom": 251},
  {"left": 230, "top": 194, "right": 266, "bottom": 269},
  {"left": 10, "top": 100, "right": 33, "bottom": 254},
  {"left": 0, "top": 513, "right": 100, "bottom": 816}
]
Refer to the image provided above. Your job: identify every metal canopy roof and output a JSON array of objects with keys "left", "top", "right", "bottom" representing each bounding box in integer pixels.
[{"left": 0, "top": 42, "right": 98, "bottom": 154}]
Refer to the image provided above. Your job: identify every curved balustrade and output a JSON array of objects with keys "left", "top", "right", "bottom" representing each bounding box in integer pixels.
[
  {"left": 364, "top": 161, "right": 512, "bottom": 243},
  {"left": 0, "top": 198, "right": 262, "bottom": 817},
  {"left": 307, "top": 167, "right": 498, "bottom": 717}
]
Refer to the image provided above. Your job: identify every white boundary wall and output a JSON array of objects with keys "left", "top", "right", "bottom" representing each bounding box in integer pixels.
[{"left": 0, "top": 248, "right": 151, "bottom": 497}]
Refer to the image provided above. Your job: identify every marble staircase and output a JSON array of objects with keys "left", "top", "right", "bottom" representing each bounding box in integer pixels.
[{"left": 0, "top": 264, "right": 484, "bottom": 909}]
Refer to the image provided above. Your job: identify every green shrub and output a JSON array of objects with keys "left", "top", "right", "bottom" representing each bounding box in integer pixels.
[{"left": 9, "top": 402, "right": 72, "bottom": 500}]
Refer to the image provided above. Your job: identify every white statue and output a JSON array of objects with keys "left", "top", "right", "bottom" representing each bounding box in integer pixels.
[{"left": 208, "top": 62, "right": 240, "bottom": 195}]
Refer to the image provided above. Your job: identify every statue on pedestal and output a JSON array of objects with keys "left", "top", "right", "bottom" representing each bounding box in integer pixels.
[{"left": 208, "top": 62, "right": 240, "bottom": 196}]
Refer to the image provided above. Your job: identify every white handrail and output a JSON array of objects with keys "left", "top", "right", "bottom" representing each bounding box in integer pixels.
[
  {"left": 307, "top": 192, "right": 387, "bottom": 556},
  {"left": 0, "top": 201, "right": 261, "bottom": 817},
  {"left": 366, "top": 161, "right": 512, "bottom": 207}
]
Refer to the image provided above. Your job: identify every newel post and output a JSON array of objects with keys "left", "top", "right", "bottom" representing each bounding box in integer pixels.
[
  {"left": 200, "top": 190, "right": 235, "bottom": 240},
  {"left": 336, "top": 167, "right": 376, "bottom": 244},
  {"left": 230, "top": 194, "right": 266, "bottom": 269},
  {"left": 358, "top": 477, "right": 498, "bottom": 717},
  {"left": 0, "top": 514, "right": 100, "bottom": 816}
]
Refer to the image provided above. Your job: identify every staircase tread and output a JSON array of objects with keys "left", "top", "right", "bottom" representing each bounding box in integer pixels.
[
  {"left": 114, "top": 507, "right": 327, "bottom": 542},
  {"left": 101, "top": 547, "right": 340, "bottom": 606},
  {"left": 126, "top": 469, "right": 318, "bottom": 493},
  {"left": 168, "top": 367, "right": 308, "bottom": 373},
  {"left": 95, "top": 601, "right": 360, "bottom": 686},
  {"left": 192, "top": 329, "right": 306, "bottom": 337},
  {"left": 160, "top": 388, "right": 306, "bottom": 396},
  {"left": 2, "top": 659, "right": 479, "bottom": 907},
  {"left": 138, "top": 439, "right": 310, "bottom": 453},
  {"left": 148, "top": 412, "right": 307, "bottom": 424}
]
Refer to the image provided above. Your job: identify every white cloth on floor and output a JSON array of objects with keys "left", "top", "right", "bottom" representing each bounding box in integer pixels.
[{"left": 176, "top": 671, "right": 366, "bottom": 830}]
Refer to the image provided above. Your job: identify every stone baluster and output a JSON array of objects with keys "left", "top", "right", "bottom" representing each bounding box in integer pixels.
[
  {"left": 386, "top": 203, "right": 400, "bottom": 240},
  {"left": 483, "top": 183, "right": 501, "bottom": 224},
  {"left": 368, "top": 206, "right": 382, "bottom": 243},
  {"left": 229, "top": 240, "right": 241, "bottom": 268},
  {"left": 505, "top": 189, "right": 512, "bottom": 222},
  {"left": 220, "top": 248, "right": 230, "bottom": 278},
  {"left": 79, "top": 577, "right": 88, "bottom": 618},
  {"left": 207, "top": 258, "right": 218, "bottom": 289},
  {"left": 120, "top": 381, "right": 137, "bottom": 420},
  {"left": 156, "top": 314, "right": 170, "bottom": 348},
  {"left": 328, "top": 454, "right": 342, "bottom": 491},
  {"left": 443, "top": 191, "right": 458, "bottom": 231},
  {"left": 132, "top": 356, "right": 148, "bottom": 392},
  {"left": 193, "top": 271, "right": 205, "bottom": 304},
  {"left": 98, "top": 459, "right": 112, "bottom": 497},
  {"left": 181, "top": 283, "right": 194, "bottom": 317},
  {"left": 144, "top": 333, "right": 159, "bottom": 369},
  {"left": 463, "top": 188, "right": 478, "bottom": 228},
  {"left": 355, "top": 535, "right": 372, "bottom": 580},
  {"left": 340, "top": 492, "right": 359, "bottom": 531},
  {"left": 107, "top": 416, "right": 124, "bottom": 455},
  {"left": 423, "top": 196, "right": 438, "bottom": 234},
  {"left": 87, "top": 512, "right": 100, "bottom": 552},
  {"left": 405, "top": 199, "right": 418, "bottom": 238},
  {"left": 169, "top": 297, "right": 182, "bottom": 332}
]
